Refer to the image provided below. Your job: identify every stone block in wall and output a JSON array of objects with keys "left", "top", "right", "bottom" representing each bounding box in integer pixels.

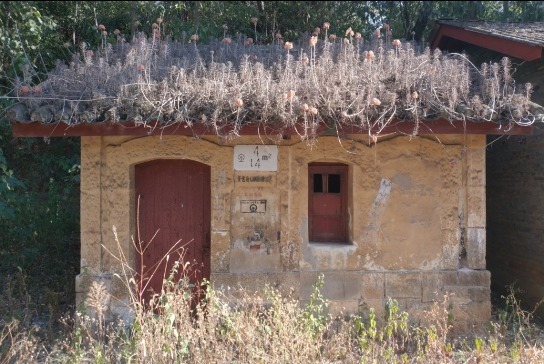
[
  {"left": 268, "top": 272, "right": 300, "bottom": 298},
  {"left": 468, "top": 287, "right": 491, "bottom": 302},
  {"left": 300, "top": 271, "right": 318, "bottom": 300},
  {"left": 440, "top": 206, "right": 459, "bottom": 231},
  {"left": 300, "top": 271, "right": 365, "bottom": 302},
  {"left": 212, "top": 191, "right": 232, "bottom": 228},
  {"left": 442, "top": 286, "right": 472, "bottom": 305},
  {"left": 422, "top": 272, "right": 444, "bottom": 302},
  {"left": 76, "top": 273, "right": 112, "bottom": 295},
  {"left": 280, "top": 239, "right": 299, "bottom": 272},
  {"left": 468, "top": 134, "right": 486, "bottom": 148},
  {"left": 358, "top": 298, "right": 385, "bottom": 319},
  {"left": 344, "top": 272, "right": 363, "bottom": 300},
  {"left": 441, "top": 161, "right": 462, "bottom": 190},
  {"left": 75, "top": 273, "right": 129, "bottom": 320},
  {"left": 457, "top": 269, "right": 491, "bottom": 287},
  {"left": 80, "top": 188, "right": 102, "bottom": 274},
  {"left": 385, "top": 272, "right": 421, "bottom": 299},
  {"left": 322, "top": 271, "right": 345, "bottom": 300},
  {"left": 441, "top": 230, "right": 461, "bottom": 270},
  {"left": 442, "top": 269, "right": 490, "bottom": 286},
  {"left": 301, "top": 243, "right": 357, "bottom": 271},
  {"left": 361, "top": 272, "right": 385, "bottom": 299},
  {"left": 467, "top": 147, "right": 486, "bottom": 187},
  {"left": 109, "top": 274, "right": 131, "bottom": 300},
  {"left": 75, "top": 274, "right": 91, "bottom": 298},
  {"left": 395, "top": 299, "right": 431, "bottom": 322},
  {"left": 80, "top": 189, "right": 101, "bottom": 222},
  {"left": 211, "top": 232, "right": 230, "bottom": 273},
  {"left": 451, "top": 301, "right": 491, "bottom": 324},
  {"left": 442, "top": 269, "right": 490, "bottom": 304},
  {"left": 328, "top": 300, "right": 360, "bottom": 317},
  {"left": 75, "top": 292, "right": 86, "bottom": 310},
  {"left": 442, "top": 270, "right": 459, "bottom": 286},
  {"left": 210, "top": 272, "right": 240, "bottom": 298},
  {"left": 104, "top": 236, "right": 132, "bottom": 275},
  {"left": 229, "top": 244, "right": 282, "bottom": 273},
  {"left": 237, "top": 273, "right": 271, "bottom": 295},
  {"left": 80, "top": 139, "right": 101, "bottom": 195},
  {"left": 110, "top": 302, "right": 133, "bottom": 326},
  {"left": 213, "top": 272, "right": 297, "bottom": 301},
  {"left": 466, "top": 228, "right": 486, "bottom": 269},
  {"left": 393, "top": 298, "right": 421, "bottom": 312},
  {"left": 467, "top": 186, "right": 486, "bottom": 228}
]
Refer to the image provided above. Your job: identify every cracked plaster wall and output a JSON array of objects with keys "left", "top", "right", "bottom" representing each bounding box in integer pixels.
[{"left": 77, "top": 133, "right": 488, "bottom": 331}]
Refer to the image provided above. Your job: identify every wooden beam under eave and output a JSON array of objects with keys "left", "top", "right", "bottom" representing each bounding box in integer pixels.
[
  {"left": 10, "top": 120, "right": 533, "bottom": 138},
  {"left": 432, "top": 24, "right": 542, "bottom": 61}
]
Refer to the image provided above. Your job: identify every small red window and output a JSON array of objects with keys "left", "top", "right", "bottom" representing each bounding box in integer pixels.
[{"left": 308, "top": 163, "right": 348, "bottom": 242}]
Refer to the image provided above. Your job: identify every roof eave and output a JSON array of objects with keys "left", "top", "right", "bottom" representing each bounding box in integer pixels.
[
  {"left": 431, "top": 23, "right": 543, "bottom": 61},
  {"left": 10, "top": 120, "right": 534, "bottom": 138}
]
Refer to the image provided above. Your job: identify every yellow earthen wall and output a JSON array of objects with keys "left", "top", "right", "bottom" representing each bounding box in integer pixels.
[{"left": 77, "top": 133, "right": 489, "bottom": 331}]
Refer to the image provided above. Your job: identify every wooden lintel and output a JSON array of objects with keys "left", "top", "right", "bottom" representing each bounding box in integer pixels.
[
  {"left": 11, "top": 119, "right": 533, "bottom": 138},
  {"left": 432, "top": 24, "right": 542, "bottom": 61}
]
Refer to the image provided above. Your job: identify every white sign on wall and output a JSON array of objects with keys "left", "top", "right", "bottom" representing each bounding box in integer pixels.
[{"left": 234, "top": 145, "right": 278, "bottom": 171}]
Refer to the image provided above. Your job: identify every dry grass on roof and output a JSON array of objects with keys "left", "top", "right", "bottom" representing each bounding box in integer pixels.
[{"left": 7, "top": 32, "right": 543, "bottom": 140}]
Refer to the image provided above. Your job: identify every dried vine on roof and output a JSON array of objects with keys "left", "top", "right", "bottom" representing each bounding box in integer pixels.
[{"left": 7, "top": 29, "right": 543, "bottom": 140}]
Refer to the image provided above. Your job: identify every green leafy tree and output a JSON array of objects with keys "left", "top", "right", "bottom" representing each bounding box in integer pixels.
[
  {"left": 0, "top": 2, "right": 61, "bottom": 90},
  {"left": 1, "top": 2, "right": 80, "bottom": 306}
]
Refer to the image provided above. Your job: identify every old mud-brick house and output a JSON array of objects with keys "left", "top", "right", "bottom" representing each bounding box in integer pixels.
[
  {"left": 8, "top": 30, "right": 542, "bottom": 331},
  {"left": 431, "top": 20, "right": 544, "bottom": 315}
]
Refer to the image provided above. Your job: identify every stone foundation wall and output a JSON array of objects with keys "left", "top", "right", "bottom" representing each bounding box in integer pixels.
[
  {"left": 76, "top": 133, "right": 490, "bottom": 332},
  {"left": 212, "top": 269, "right": 491, "bottom": 332}
]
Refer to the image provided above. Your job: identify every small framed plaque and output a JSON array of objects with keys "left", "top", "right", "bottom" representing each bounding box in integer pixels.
[
  {"left": 240, "top": 200, "right": 267, "bottom": 213},
  {"left": 234, "top": 145, "right": 278, "bottom": 171}
]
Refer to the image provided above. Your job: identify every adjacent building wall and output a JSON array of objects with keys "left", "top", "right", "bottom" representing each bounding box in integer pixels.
[
  {"left": 470, "top": 52, "right": 544, "bottom": 316},
  {"left": 436, "top": 40, "right": 544, "bottom": 317},
  {"left": 487, "top": 128, "right": 544, "bottom": 315},
  {"left": 77, "top": 133, "right": 489, "bottom": 331}
]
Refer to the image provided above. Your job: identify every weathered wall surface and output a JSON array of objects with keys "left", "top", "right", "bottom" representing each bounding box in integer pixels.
[
  {"left": 448, "top": 43, "right": 544, "bottom": 316},
  {"left": 487, "top": 129, "right": 544, "bottom": 315},
  {"left": 77, "top": 133, "right": 489, "bottom": 331}
]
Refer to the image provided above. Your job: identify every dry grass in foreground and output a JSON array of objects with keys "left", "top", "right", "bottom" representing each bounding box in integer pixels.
[{"left": 1, "top": 267, "right": 544, "bottom": 364}]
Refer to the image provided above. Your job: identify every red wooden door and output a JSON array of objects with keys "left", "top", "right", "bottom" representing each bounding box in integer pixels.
[
  {"left": 135, "top": 159, "right": 211, "bottom": 304},
  {"left": 309, "top": 163, "right": 348, "bottom": 242}
]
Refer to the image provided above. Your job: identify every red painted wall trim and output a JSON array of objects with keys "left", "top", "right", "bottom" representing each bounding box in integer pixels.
[
  {"left": 432, "top": 24, "right": 542, "bottom": 61},
  {"left": 11, "top": 120, "right": 533, "bottom": 138}
]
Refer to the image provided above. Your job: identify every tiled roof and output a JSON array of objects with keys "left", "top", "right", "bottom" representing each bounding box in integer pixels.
[{"left": 436, "top": 20, "right": 544, "bottom": 47}]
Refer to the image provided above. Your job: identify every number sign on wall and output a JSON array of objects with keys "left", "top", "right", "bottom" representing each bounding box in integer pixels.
[{"left": 234, "top": 145, "right": 278, "bottom": 171}]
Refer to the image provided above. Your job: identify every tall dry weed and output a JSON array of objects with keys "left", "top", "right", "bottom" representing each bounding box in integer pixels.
[{"left": 3, "top": 230, "right": 544, "bottom": 362}]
